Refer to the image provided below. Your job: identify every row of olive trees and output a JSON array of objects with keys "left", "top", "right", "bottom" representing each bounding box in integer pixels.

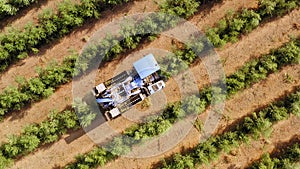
[
  {"left": 0, "top": 24, "right": 297, "bottom": 169},
  {"left": 0, "top": 0, "right": 130, "bottom": 72},
  {"left": 63, "top": 37, "right": 300, "bottom": 169},
  {"left": 0, "top": 99, "right": 96, "bottom": 169},
  {"left": 0, "top": 13, "right": 181, "bottom": 121},
  {"left": 159, "top": 0, "right": 223, "bottom": 19},
  {"left": 113, "top": 38, "right": 300, "bottom": 154},
  {"left": 75, "top": 13, "right": 180, "bottom": 75},
  {"left": 249, "top": 143, "right": 300, "bottom": 169},
  {"left": 159, "top": 0, "right": 201, "bottom": 18},
  {"left": 206, "top": 0, "right": 299, "bottom": 47},
  {"left": 0, "top": 54, "right": 77, "bottom": 119},
  {"left": 0, "top": 0, "right": 37, "bottom": 20},
  {"left": 159, "top": 88, "right": 300, "bottom": 169}
]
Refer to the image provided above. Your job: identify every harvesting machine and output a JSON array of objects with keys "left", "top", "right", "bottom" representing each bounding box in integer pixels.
[{"left": 92, "top": 54, "right": 166, "bottom": 120}]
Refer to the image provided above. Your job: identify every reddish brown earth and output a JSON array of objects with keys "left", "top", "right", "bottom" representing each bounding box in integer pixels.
[
  {"left": 0, "top": 0, "right": 159, "bottom": 142},
  {"left": 100, "top": 64, "right": 300, "bottom": 169},
  {"left": 0, "top": 0, "right": 299, "bottom": 168},
  {"left": 0, "top": 0, "right": 158, "bottom": 90},
  {"left": 203, "top": 115, "right": 300, "bottom": 169}
]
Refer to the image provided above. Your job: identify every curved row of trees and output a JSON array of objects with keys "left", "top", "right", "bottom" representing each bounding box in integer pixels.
[
  {"left": 206, "top": 0, "right": 300, "bottom": 47},
  {"left": 249, "top": 142, "right": 300, "bottom": 169},
  {"left": 64, "top": 37, "right": 300, "bottom": 168},
  {"left": 0, "top": 0, "right": 130, "bottom": 72},
  {"left": 0, "top": 0, "right": 38, "bottom": 20}
]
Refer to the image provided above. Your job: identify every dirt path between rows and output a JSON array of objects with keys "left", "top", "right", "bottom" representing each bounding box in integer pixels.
[
  {"left": 4, "top": 1, "right": 300, "bottom": 169},
  {"left": 101, "top": 64, "right": 300, "bottom": 169},
  {"left": 15, "top": 8, "right": 300, "bottom": 169},
  {"left": 0, "top": 83, "right": 73, "bottom": 143},
  {"left": 0, "top": 0, "right": 257, "bottom": 143},
  {"left": 0, "top": 0, "right": 159, "bottom": 142},
  {"left": 0, "top": 0, "right": 158, "bottom": 90},
  {"left": 0, "top": 0, "right": 257, "bottom": 90},
  {"left": 203, "top": 115, "right": 300, "bottom": 169},
  {"left": 190, "top": 0, "right": 258, "bottom": 30},
  {"left": 0, "top": 0, "right": 62, "bottom": 31}
]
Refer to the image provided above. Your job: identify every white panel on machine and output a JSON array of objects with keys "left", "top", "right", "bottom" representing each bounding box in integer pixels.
[
  {"left": 109, "top": 108, "right": 121, "bottom": 118},
  {"left": 96, "top": 83, "right": 106, "bottom": 93}
]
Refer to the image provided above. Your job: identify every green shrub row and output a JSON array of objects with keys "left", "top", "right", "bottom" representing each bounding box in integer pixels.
[
  {"left": 0, "top": 54, "right": 77, "bottom": 119},
  {"left": 206, "top": 0, "right": 300, "bottom": 47},
  {"left": 249, "top": 143, "right": 300, "bottom": 169},
  {"left": 0, "top": 1, "right": 296, "bottom": 166},
  {"left": 2, "top": 0, "right": 296, "bottom": 119},
  {"left": 0, "top": 99, "right": 97, "bottom": 169},
  {"left": 64, "top": 37, "right": 300, "bottom": 169},
  {"left": 0, "top": 13, "right": 180, "bottom": 120},
  {"left": 159, "top": 0, "right": 224, "bottom": 19},
  {"left": 75, "top": 13, "right": 180, "bottom": 75},
  {"left": 158, "top": 88, "right": 300, "bottom": 169},
  {"left": 0, "top": 0, "right": 130, "bottom": 72},
  {"left": 105, "top": 38, "right": 300, "bottom": 155},
  {"left": 0, "top": 0, "right": 37, "bottom": 20},
  {"left": 159, "top": 0, "right": 201, "bottom": 18}
]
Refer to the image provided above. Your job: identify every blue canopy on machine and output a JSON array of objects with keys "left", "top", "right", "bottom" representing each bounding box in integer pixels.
[{"left": 133, "top": 54, "right": 160, "bottom": 79}]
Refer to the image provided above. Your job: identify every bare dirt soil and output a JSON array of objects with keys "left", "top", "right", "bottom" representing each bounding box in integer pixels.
[
  {"left": 203, "top": 115, "right": 300, "bottom": 169},
  {"left": 0, "top": 0, "right": 64, "bottom": 31},
  {"left": 0, "top": 0, "right": 158, "bottom": 90},
  {"left": 0, "top": 0, "right": 159, "bottom": 141},
  {"left": 97, "top": 6, "right": 300, "bottom": 169},
  {"left": 1, "top": 0, "right": 299, "bottom": 168},
  {"left": 97, "top": 5, "right": 300, "bottom": 169},
  {"left": 99, "top": 64, "right": 300, "bottom": 169}
]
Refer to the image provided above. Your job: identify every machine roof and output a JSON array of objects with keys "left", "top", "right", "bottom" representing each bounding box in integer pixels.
[{"left": 133, "top": 54, "right": 160, "bottom": 79}]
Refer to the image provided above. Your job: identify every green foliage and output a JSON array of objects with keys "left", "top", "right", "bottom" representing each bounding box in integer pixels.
[
  {"left": 258, "top": 0, "right": 298, "bottom": 17},
  {"left": 63, "top": 6, "right": 300, "bottom": 169},
  {"left": 0, "top": 107, "right": 82, "bottom": 167},
  {"left": 206, "top": 0, "right": 299, "bottom": 47},
  {"left": 160, "top": 88, "right": 300, "bottom": 168},
  {"left": 72, "top": 98, "right": 97, "bottom": 127},
  {"left": 76, "top": 13, "right": 179, "bottom": 75},
  {"left": 0, "top": 0, "right": 130, "bottom": 73},
  {"left": 251, "top": 153, "right": 277, "bottom": 169},
  {"left": 250, "top": 143, "right": 300, "bottom": 169},
  {"left": 0, "top": 0, "right": 37, "bottom": 19},
  {"left": 0, "top": 55, "right": 76, "bottom": 120},
  {"left": 226, "top": 39, "right": 300, "bottom": 96},
  {"left": 65, "top": 147, "right": 115, "bottom": 169},
  {"left": 160, "top": 0, "right": 200, "bottom": 18}
]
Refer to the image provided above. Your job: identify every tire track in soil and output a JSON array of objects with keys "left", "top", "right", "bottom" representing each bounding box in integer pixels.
[
  {"left": 5, "top": 1, "right": 300, "bottom": 169},
  {"left": 0, "top": 0, "right": 158, "bottom": 90},
  {"left": 100, "top": 63, "right": 300, "bottom": 169},
  {"left": 203, "top": 115, "right": 300, "bottom": 169}
]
